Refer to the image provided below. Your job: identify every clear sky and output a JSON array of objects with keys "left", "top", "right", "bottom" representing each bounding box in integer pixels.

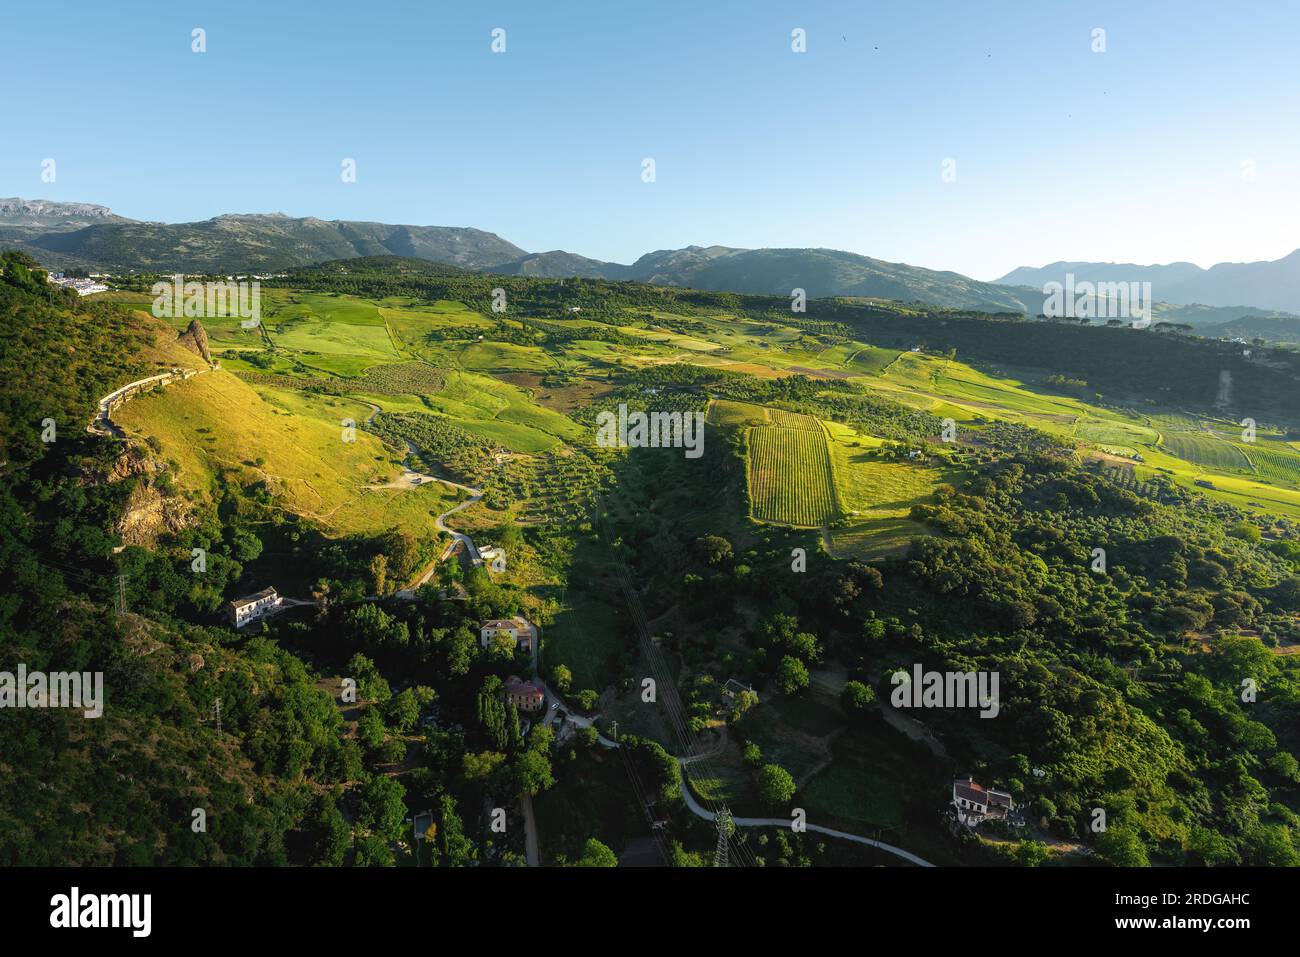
[{"left": 5, "top": 0, "right": 1299, "bottom": 279}]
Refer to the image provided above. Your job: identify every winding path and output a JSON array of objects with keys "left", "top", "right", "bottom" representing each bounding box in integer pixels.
[
  {"left": 674, "top": 771, "right": 934, "bottom": 867},
  {"left": 380, "top": 435, "right": 485, "bottom": 598},
  {"left": 530, "top": 670, "right": 935, "bottom": 868},
  {"left": 88, "top": 367, "right": 206, "bottom": 437}
]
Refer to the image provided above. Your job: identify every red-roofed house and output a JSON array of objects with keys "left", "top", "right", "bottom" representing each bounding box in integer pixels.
[
  {"left": 504, "top": 676, "right": 545, "bottom": 713},
  {"left": 952, "top": 776, "right": 1024, "bottom": 828}
]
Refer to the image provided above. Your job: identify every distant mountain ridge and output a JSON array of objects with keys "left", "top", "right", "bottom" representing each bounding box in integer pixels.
[
  {"left": 998, "top": 251, "right": 1300, "bottom": 314},
  {"left": 16, "top": 210, "right": 526, "bottom": 276},
  {"left": 0, "top": 199, "right": 1036, "bottom": 310},
  {"left": 3, "top": 198, "right": 1298, "bottom": 321},
  {"left": 0, "top": 197, "right": 134, "bottom": 228}
]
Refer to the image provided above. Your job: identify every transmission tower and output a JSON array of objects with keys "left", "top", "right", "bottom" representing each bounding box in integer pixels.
[{"left": 713, "top": 806, "right": 734, "bottom": 867}]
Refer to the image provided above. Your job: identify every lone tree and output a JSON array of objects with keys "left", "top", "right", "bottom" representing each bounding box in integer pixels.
[
  {"left": 776, "top": 656, "right": 810, "bottom": 696},
  {"left": 551, "top": 664, "right": 573, "bottom": 693},
  {"left": 572, "top": 838, "right": 618, "bottom": 867},
  {"left": 694, "top": 534, "right": 733, "bottom": 566},
  {"left": 841, "top": 680, "right": 875, "bottom": 714},
  {"left": 758, "top": 764, "right": 796, "bottom": 808}
]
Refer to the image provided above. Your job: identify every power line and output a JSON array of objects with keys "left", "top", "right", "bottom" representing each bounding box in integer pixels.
[
  {"left": 713, "top": 805, "right": 733, "bottom": 867},
  {"left": 593, "top": 494, "right": 758, "bottom": 867}
]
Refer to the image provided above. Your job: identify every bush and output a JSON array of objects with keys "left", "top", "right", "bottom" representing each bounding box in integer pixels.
[{"left": 757, "top": 764, "right": 796, "bottom": 808}]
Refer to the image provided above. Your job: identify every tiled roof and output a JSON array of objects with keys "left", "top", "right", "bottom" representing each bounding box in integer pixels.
[{"left": 228, "top": 586, "right": 277, "bottom": 608}]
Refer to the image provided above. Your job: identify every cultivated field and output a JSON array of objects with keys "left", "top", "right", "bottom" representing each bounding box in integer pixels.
[
  {"left": 746, "top": 424, "right": 839, "bottom": 526},
  {"left": 1162, "top": 431, "right": 1252, "bottom": 470},
  {"left": 767, "top": 409, "right": 822, "bottom": 431},
  {"left": 708, "top": 399, "right": 770, "bottom": 428},
  {"left": 1245, "top": 445, "right": 1300, "bottom": 488}
]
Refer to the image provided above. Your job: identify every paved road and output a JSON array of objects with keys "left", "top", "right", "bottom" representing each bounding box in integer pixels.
[
  {"left": 675, "top": 778, "right": 934, "bottom": 867},
  {"left": 534, "top": 675, "right": 933, "bottom": 866},
  {"left": 368, "top": 436, "right": 483, "bottom": 599}
]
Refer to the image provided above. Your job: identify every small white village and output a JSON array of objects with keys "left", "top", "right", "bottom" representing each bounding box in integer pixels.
[{"left": 47, "top": 271, "right": 110, "bottom": 295}]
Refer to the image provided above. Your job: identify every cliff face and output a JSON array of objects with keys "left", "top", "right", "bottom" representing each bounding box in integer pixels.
[
  {"left": 93, "top": 444, "right": 193, "bottom": 547},
  {"left": 177, "top": 318, "right": 212, "bottom": 364}
]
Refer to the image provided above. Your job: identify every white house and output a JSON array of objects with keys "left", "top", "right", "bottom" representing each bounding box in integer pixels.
[
  {"left": 951, "top": 776, "right": 1024, "bottom": 828},
  {"left": 480, "top": 616, "right": 535, "bottom": 653},
  {"left": 478, "top": 546, "right": 507, "bottom": 573},
  {"left": 722, "top": 678, "right": 757, "bottom": 702},
  {"left": 224, "top": 587, "right": 282, "bottom": 628}
]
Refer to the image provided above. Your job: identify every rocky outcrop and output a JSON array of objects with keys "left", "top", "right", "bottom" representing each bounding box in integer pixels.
[
  {"left": 90, "top": 444, "right": 194, "bottom": 547},
  {"left": 117, "top": 478, "right": 193, "bottom": 547},
  {"left": 177, "top": 319, "right": 212, "bottom": 364}
]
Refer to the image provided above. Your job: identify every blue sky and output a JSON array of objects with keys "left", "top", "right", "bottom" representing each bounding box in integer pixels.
[{"left": 5, "top": 0, "right": 1300, "bottom": 278}]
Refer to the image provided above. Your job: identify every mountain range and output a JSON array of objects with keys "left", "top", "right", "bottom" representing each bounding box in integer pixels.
[
  {"left": 998, "top": 253, "right": 1300, "bottom": 315},
  {"left": 6, "top": 198, "right": 1300, "bottom": 327}
]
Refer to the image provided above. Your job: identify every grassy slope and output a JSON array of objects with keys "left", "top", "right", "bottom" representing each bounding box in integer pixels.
[{"left": 115, "top": 370, "right": 455, "bottom": 536}]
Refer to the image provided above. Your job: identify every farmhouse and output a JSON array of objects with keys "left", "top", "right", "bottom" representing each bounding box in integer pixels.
[
  {"left": 722, "top": 678, "right": 757, "bottom": 701},
  {"left": 223, "top": 587, "right": 282, "bottom": 628},
  {"left": 951, "top": 776, "right": 1024, "bottom": 828},
  {"left": 478, "top": 546, "right": 507, "bottom": 573},
  {"left": 480, "top": 616, "right": 535, "bottom": 653},
  {"left": 504, "top": 675, "right": 545, "bottom": 713}
]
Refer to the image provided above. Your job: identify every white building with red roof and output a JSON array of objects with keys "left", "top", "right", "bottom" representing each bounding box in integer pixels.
[{"left": 952, "top": 776, "right": 1024, "bottom": 828}]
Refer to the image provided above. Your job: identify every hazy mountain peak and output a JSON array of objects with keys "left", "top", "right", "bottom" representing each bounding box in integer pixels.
[{"left": 996, "top": 252, "right": 1300, "bottom": 313}]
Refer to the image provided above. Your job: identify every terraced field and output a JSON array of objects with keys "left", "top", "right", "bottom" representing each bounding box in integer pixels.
[
  {"left": 812, "top": 343, "right": 902, "bottom": 375},
  {"left": 1148, "top": 412, "right": 1201, "bottom": 431},
  {"left": 767, "top": 409, "right": 822, "bottom": 431},
  {"left": 236, "top": 361, "right": 446, "bottom": 396},
  {"left": 1162, "top": 431, "right": 1252, "bottom": 470},
  {"left": 1245, "top": 445, "right": 1300, "bottom": 488},
  {"left": 746, "top": 424, "right": 839, "bottom": 526}
]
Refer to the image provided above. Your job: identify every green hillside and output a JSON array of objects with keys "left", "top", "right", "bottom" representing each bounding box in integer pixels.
[{"left": 6, "top": 251, "right": 1300, "bottom": 869}]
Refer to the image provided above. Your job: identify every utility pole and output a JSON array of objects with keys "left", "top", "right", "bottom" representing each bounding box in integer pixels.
[
  {"left": 713, "top": 805, "right": 734, "bottom": 868},
  {"left": 115, "top": 574, "right": 128, "bottom": 615},
  {"left": 609, "top": 720, "right": 618, "bottom": 743},
  {"left": 214, "top": 697, "right": 222, "bottom": 735}
]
